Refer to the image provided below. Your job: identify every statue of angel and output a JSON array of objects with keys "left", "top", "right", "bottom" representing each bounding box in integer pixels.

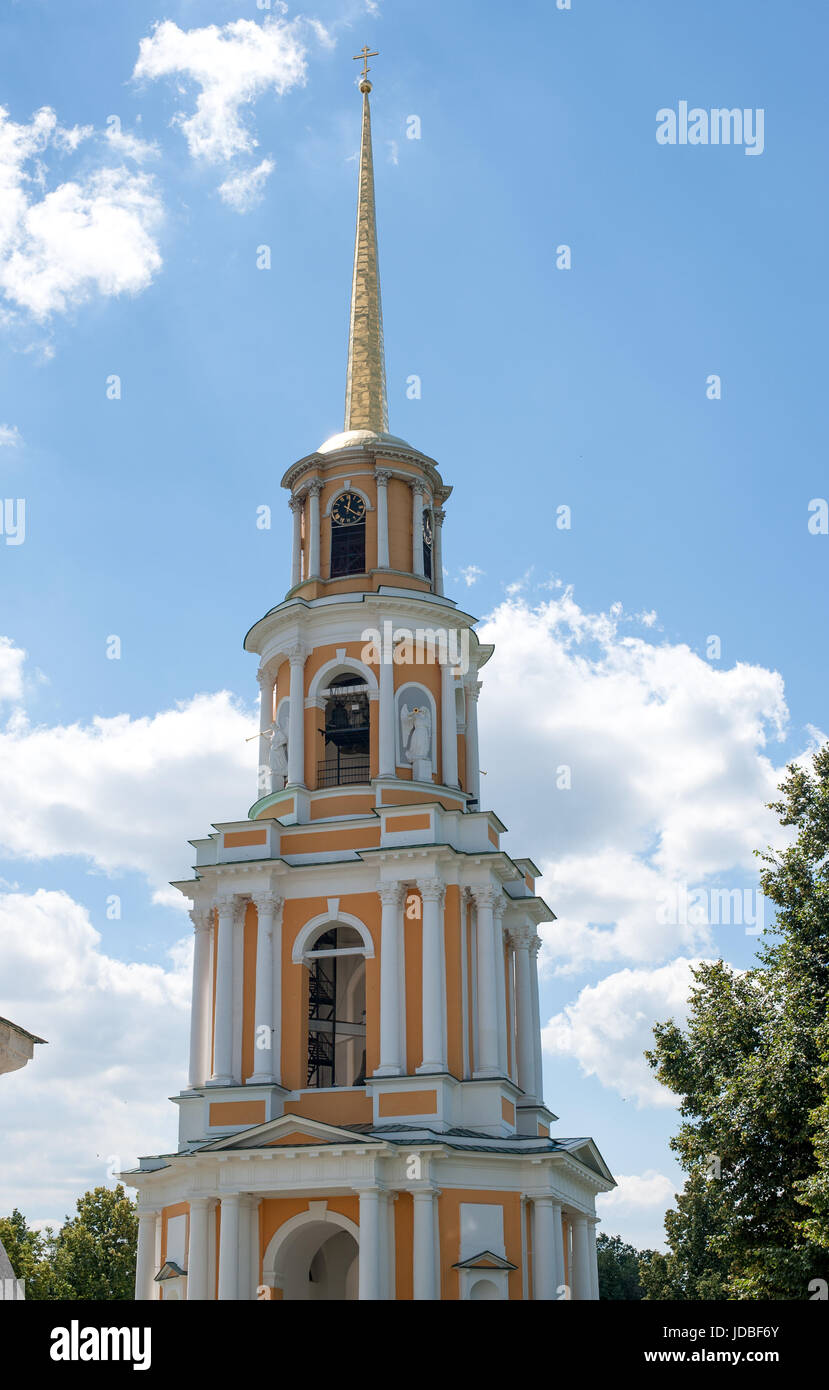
[{"left": 401, "top": 702, "right": 431, "bottom": 779}]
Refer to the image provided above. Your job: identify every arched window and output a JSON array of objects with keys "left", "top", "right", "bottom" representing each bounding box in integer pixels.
[
  {"left": 330, "top": 491, "right": 366, "bottom": 577},
  {"left": 318, "top": 674, "right": 370, "bottom": 787},
  {"left": 305, "top": 925, "right": 367, "bottom": 1089},
  {"left": 422, "top": 508, "right": 433, "bottom": 581}
]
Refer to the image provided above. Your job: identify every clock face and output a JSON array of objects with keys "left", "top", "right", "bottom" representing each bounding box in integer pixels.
[
  {"left": 423, "top": 512, "right": 433, "bottom": 545},
  {"left": 331, "top": 491, "right": 366, "bottom": 526}
]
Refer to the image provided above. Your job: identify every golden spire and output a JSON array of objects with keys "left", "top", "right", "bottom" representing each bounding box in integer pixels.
[{"left": 344, "top": 48, "right": 389, "bottom": 435}]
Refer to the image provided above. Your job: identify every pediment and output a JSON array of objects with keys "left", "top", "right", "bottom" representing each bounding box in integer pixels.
[
  {"left": 452, "top": 1250, "right": 517, "bottom": 1272},
  {"left": 200, "top": 1112, "right": 381, "bottom": 1151},
  {"left": 555, "top": 1136, "right": 616, "bottom": 1185}
]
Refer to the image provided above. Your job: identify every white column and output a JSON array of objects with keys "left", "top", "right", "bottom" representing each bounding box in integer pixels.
[
  {"left": 412, "top": 1189, "right": 438, "bottom": 1299},
  {"left": 287, "top": 645, "right": 306, "bottom": 787},
  {"left": 417, "top": 880, "right": 446, "bottom": 1073},
  {"left": 210, "top": 900, "right": 235, "bottom": 1085},
  {"left": 256, "top": 667, "right": 275, "bottom": 797},
  {"left": 188, "top": 909, "right": 212, "bottom": 1089},
  {"left": 411, "top": 482, "right": 425, "bottom": 576},
  {"left": 237, "top": 1196, "right": 251, "bottom": 1301},
  {"left": 250, "top": 1198, "right": 262, "bottom": 1299},
  {"left": 587, "top": 1217, "right": 600, "bottom": 1301},
  {"left": 134, "top": 1209, "right": 158, "bottom": 1301},
  {"left": 249, "top": 893, "right": 283, "bottom": 1084},
  {"left": 358, "top": 1188, "right": 382, "bottom": 1300},
  {"left": 433, "top": 507, "right": 445, "bottom": 595},
  {"left": 530, "top": 935, "right": 544, "bottom": 1107},
  {"left": 552, "top": 1202, "right": 566, "bottom": 1296},
  {"left": 307, "top": 480, "right": 322, "bottom": 578},
  {"left": 217, "top": 1194, "right": 240, "bottom": 1301},
  {"left": 375, "top": 884, "right": 404, "bottom": 1076},
  {"left": 473, "top": 887, "right": 501, "bottom": 1077},
  {"left": 376, "top": 469, "right": 391, "bottom": 568},
  {"left": 186, "top": 1197, "right": 210, "bottom": 1300},
  {"left": 289, "top": 495, "right": 303, "bottom": 588},
  {"left": 464, "top": 679, "right": 481, "bottom": 807},
  {"left": 378, "top": 638, "right": 396, "bottom": 777},
  {"left": 533, "top": 1197, "right": 556, "bottom": 1300},
  {"left": 571, "top": 1213, "right": 591, "bottom": 1301},
  {"left": 511, "top": 927, "right": 537, "bottom": 1102},
  {"left": 494, "top": 899, "right": 508, "bottom": 1074}
]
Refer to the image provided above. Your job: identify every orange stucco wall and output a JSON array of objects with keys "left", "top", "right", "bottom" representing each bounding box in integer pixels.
[{"left": 438, "top": 1190, "right": 523, "bottom": 1301}]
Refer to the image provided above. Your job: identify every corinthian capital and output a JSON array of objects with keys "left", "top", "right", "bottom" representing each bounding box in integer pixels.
[
  {"left": 472, "top": 885, "right": 499, "bottom": 910},
  {"left": 189, "top": 907, "right": 212, "bottom": 933},
  {"left": 508, "top": 924, "right": 535, "bottom": 951},
  {"left": 417, "top": 878, "right": 444, "bottom": 904},
  {"left": 253, "top": 891, "right": 284, "bottom": 918},
  {"left": 378, "top": 882, "right": 405, "bottom": 907},
  {"left": 289, "top": 494, "right": 304, "bottom": 513}
]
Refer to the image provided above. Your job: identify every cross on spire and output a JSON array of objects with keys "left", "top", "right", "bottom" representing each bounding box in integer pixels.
[{"left": 353, "top": 45, "right": 379, "bottom": 83}]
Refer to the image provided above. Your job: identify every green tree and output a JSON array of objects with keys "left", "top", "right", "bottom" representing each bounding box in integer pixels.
[
  {"left": 596, "top": 1232, "right": 653, "bottom": 1299},
  {"left": 646, "top": 748, "right": 829, "bottom": 1299},
  {"left": 49, "top": 1185, "right": 137, "bottom": 1301},
  {"left": 0, "top": 1208, "right": 54, "bottom": 1299}
]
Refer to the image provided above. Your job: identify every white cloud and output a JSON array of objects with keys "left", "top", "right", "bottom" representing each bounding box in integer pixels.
[
  {"left": 104, "top": 125, "right": 160, "bottom": 164},
  {"left": 477, "top": 593, "right": 793, "bottom": 968},
  {"left": 0, "top": 106, "right": 163, "bottom": 320},
  {"left": 0, "top": 889, "right": 189, "bottom": 1221},
  {"left": 0, "top": 423, "right": 21, "bottom": 446},
  {"left": 218, "top": 157, "right": 275, "bottom": 212},
  {"left": 542, "top": 957, "right": 705, "bottom": 1106},
  {"left": 0, "top": 637, "right": 25, "bottom": 703},
  {"left": 386, "top": 139, "right": 399, "bottom": 166},
  {"left": 133, "top": 16, "right": 309, "bottom": 164},
  {"left": 0, "top": 672, "right": 255, "bottom": 892},
  {"left": 598, "top": 1169, "right": 677, "bottom": 1213},
  {"left": 460, "top": 564, "right": 484, "bottom": 587}
]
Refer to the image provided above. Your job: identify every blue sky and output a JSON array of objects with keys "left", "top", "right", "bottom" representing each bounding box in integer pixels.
[{"left": 1, "top": 0, "right": 827, "bottom": 1248}]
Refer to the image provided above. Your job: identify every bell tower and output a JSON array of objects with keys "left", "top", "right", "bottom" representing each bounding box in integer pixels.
[{"left": 125, "top": 56, "right": 614, "bottom": 1303}]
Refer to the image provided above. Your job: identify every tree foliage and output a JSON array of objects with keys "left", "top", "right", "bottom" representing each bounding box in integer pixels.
[
  {"left": 645, "top": 747, "right": 829, "bottom": 1299},
  {"left": 597, "top": 1232, "right": 653, "bottom": 1299},
  {"left": 0, "top": 1186, "right": 137, "bottom": 1300}
]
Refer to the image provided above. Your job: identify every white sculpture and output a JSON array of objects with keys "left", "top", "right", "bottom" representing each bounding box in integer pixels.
[
  {"left": 401, "top": 702, "right": 432, "bottom": 781},
  {"left": 268, "top": 721, "right": 289, "bottom": 789}
]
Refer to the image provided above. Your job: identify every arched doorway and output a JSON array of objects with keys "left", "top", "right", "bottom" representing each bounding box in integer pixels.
[{"left": 265, "top": 1213, "right": 360, "bottom": 1301}]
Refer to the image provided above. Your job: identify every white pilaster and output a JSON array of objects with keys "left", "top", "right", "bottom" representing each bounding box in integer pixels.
[
  {"left": 256, "top": 667, "right": 275, "bottom": 796},
  {"left": 417, "top": 879, "right": 446, "bottom": 1073},
  {"left": 357, "top": 1188, "right": 382, "bottom": 1300},
  {"left": 532, "top": 1197, "right": 556, "bottom": 1300},
  {"left": 307, "top": 480, "right": 322, "bottom": 578},
  {"left": 464, "top": 679, "right": 482, "bottom": 807},
  {"left": 440, "top": 661, "right": 459, "bottom": 788},
  {"left": 217, "top": 1194, "right": 240, "bottom": 1301},
  {"left": 376, "top": 469, "right": 391, "bottom": 568},
  {"left": 289, "top": 494, "right": 303, "bottom": 588},
  {"left": 411, "top": 481, "right": 425, "bottom": 576},
  {"left": 433, "top": 506, "right": 445, "bottom": 595},
  {"left": 472, "top": 886, "right": 501, "bottom": 1077},
  {"left": 287, "top": 645, "right": 306, "bottom": 787},
  {"left": 186, "top": 1197, "right": 210, "bottom": 1300},
  {"left": 375, "top": 883, "right": 404, "bottom": 1075},
  {"left": 134, "top": 1209, "right": 159, "bottom": 1301},
  {"left": 494, "top": 897, "right": 508, "bottom": 1075},
  {"left": 571, "top": 1213, "right": 592, "bottom": 1301},
  {"left": 378, "top": 639, "right": 395, "bottom": 777},
  {"left": 210, "top": 900, "right": 235, "bottom": 1085},
  {"left": 188, "top": 909, "right": 212, "bottom": 1089},
  {"left": 511, "top": 926, "right": 537, "bottom": 1102},
  {"left": 250, "top": 1198, "right": 262, "bottom": 1299},
  {"left": 412, "top": 1188, "right": 438, "bottom": 1299},
  {"left": 249, "top": 893, "right": 283, "bottom": 1084}
]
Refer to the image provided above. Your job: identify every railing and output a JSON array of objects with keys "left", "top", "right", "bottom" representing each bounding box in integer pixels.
[{"left": 317, "top": 759, "right": 371, "bottom": 789}]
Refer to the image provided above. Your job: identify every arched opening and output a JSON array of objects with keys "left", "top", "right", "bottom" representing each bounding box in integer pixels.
[
  {"left": 330, "top": 491, "right": 366, "bottom": 577},
  {"left": 422, "top": 508, "right": 433, "bottom": 581},
  {"left": 269, "top": 1219, "right": 359, "bottom": 1301},
  {"left": 469, "top": 1277, "right": 500, "bottom": 1300},
  {"left": 306, "top": 924, "right": 367, "bottom": 1088},
  {"left": 319, "top": 674, "right": 370, "bottom": 787}
]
